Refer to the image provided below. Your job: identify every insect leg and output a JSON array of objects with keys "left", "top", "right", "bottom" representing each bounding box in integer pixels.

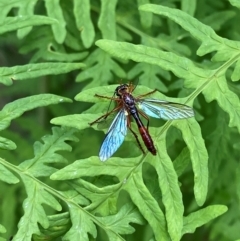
[
  {"left": 89, "top": 106, "right": 121, "bottom": 125},
  {"left": 138, "top": 109, "right": 150, "bottom": 130},
  {"left": 94, "top": 94, "right": 119, "bottom": 101},
  {"left": 136, "top": 89, "right": 158, "bottom": 99},
  {"left": 127, "top": 114, "right": 146, "bottom": 154}
]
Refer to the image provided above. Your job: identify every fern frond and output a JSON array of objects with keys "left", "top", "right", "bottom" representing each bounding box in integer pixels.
[
  {"left": 173, "top": 147, "right": 191, "bottom": 177},
  {"left": 95, "top": 40, "right": 211, "bottom": 87},
  {"left": 0, "top": 63, "right": 85, "bottom": 86},
  {"left": 229, "top": 0, "right": 240, "bottom": 9},
  {"left": 0, "top": 16, "right": 57, "bottom": 35},
  {"left": 0, "top": 158, "right": 19, "bottom": 184},
  {"left": 13, "top": 176, "right": 62, "bottom": 241},
  {"left": 202, "top": 76, "right": 240, "bottom": 132},
  {"left": 33, "top": 213, "right": 71, "bottom": 240},
  {"left": 45, "top": 0, "right": 66, "bottom": 44},
  {"left": 70, "top": 178, "right": 120, "bottom": 215},
  {"left": 19, "top": 26, "right": 88, "bottom": 62},
  {"left": 139, "top": 4, "right": 240, "bottom": 68},
  {"left": 19, "top": 127, "right": 78, "bottom": 177},
  {"left": 98, "top": 0, "right": 117, "bottom": 40},
  {"left": 182, "top": 205, "right": 228, "bottom": 235},
  {"left": 137, "top": 0, "right": 153, "bottom": 28},
  {"left": 97, "top": 203, "right": 145, "bottom": 234},
  {"left": 128, "top": 63, "right": 169, "bottom": 92},
  {"left": 0, "top": 0, "right": 39, "bottom": 37},
  {"left": 124, "top": 169, "right": 170, "bottom": 241},
  {"left": 0, "top": 136, "right": 16, "bottom": 150},
  {"left": 0, "top": 94, "right": 72, "bottom": 131},
  {"left": 0, "top": 224, "right": 6, "bottom": 239},
  {"left": 76, "top": 49, "right": 126, "bottom": 88},
  {"left": 149, "top": 134, "right": 183, "bottom": 241},
  {"left": 73, "top": 0, "right": 95, "bottom": 48},
  {"left": 172, "top": 119, "right": 208, "bottom": 206},
  {"left": 51, "top": 156, "right": 170, "bottom": 241}
]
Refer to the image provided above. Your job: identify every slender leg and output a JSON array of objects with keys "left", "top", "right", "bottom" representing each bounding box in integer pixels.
[
  {"left": 136, "top": 89, "right": 158, "bottom": 99},
  {"left": 94, "top": 94, "right": 118, "bottom": 101},
  {"left": 89, "top": 105, "right": 121, "bottom": 125},
  {"left": 127, "top": 115, "right": 145, "bottom": 154}
]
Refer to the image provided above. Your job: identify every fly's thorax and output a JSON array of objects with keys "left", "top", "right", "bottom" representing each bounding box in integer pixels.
[
  {"left": 122, "top": 93, "right": 134, "bottom": 106},
  {"left": 122, "top": 94, "right": 138, "bottom": 115}
]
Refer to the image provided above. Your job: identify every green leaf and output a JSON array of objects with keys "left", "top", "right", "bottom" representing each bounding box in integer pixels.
[
  {"left": 33, "top": 213, "right": 71, "bottom": 240},
  {"left": 232, "top": 59, "right": 240, "bottom": 81},
  {"left": 76, "top": 49, "right": 126, "bottom": 88},
  {"left": 62, "top": 189, "right": 90, "bottom": 207},
  {"left": 0, "top": 0, "right": 40, "bottom": 37},
  {"left": 51, "top": 114, "right": 96, "bottom": 130},
  {"left": 19, "top": 26, "right": 88, "bottom": 63},
  {"left": 139, "top": 4, "right": 240, "bottom": 60},
  {"left": 73, "top": 0, "right": 95, "bottom": 48},
  {"left": 14, "top": 175, "right": 62, "bottom": 241},
  {"left": 173, "top": 147, "right": 191, "bottom": 177},
  {"left": 181, "top": 0, "right": 196, "bottom": 16},
  {"left": 51, "top": 157, "right": 141, "bottom": 181},
  {"left": 16, "top": 0, "right": 38, "bottom": 38},
  {"left": 139, "top": 4, "right": 218, "bottom": 43},
  {"left": 0, "top": 63, "right": 85, "bottom": 86},
  {"left": 98, "top": 203, "right": 145, "bottom": 234},
  {"left": 236, "top": 164, "right": 240, "bottom": 208},
  {"left": 182, "top": 205, "right": 228, "bottom": 234},
  {"left": 137, "top": 0, "right": 153, "bottom": 28},
  {"left": 44, "top": 50, "right": 88, "bottom": 62},
  {"left": 203, "top": 11, "right": 236, "bottom": 31},
  {"left": 229, "top": 0, "right": 240, "bottom": 8},
  {"left": 62, "top": 204, "right": 97, "bottom": 241},
  {"left": 203, "top": 76, "right": 240, "bottom": 132},
  {"left": 45, "top": 0, "right": 67, "bottom": 44},
  {"left": 95, "top": 40, "right": 211, "bottom": 89},
  {"left": 173, "top": 119, "right": 208, "bottom": 206},
  {"left": 207, "top": 113, "right": 231, "bottom": 186},
  {"left": 19, "top": 127, "right": 78, "bottom": 177},
  {"left": 75, "top": 84, "right": 117, "bottom": 102},
  {"left": 128, "top": 63, "right": 169, "bottom": 92},
  {"left": 124, "top": 170, "right": 170, "bottom": 241},
  {"left": 75, "top": 84, "right": 181, "bottom": 104},
  {"left": 0, "top": 224, "right": 6, "bottom": 234},
  {"left": 98, "top": 0, "right": 117, "bottom": 40},
  {"left": 0, "top": 94, "right": 72, "bottom": 131},
  {"left": 0, "top": 16, "right": 57, "bottom": 35},
  {"left": 70, "top": 178, "right": 120, "bottom": 215},
  {"left": 0, "top": 159, "right": 19, "bottom": 184},
  {"left": 148, "top": 135, "right": 183, "bottom": 241},
  {"left": 0, "top": 136, "right": 16, "bottom": 150}
]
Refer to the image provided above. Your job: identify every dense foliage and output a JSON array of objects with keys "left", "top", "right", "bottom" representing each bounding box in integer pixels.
[{"left": 0, "top": 0, "right": 239, "bottom": 241}]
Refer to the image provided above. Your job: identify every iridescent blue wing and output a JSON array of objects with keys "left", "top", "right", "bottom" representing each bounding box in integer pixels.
[
  {"left": 137, "top": 99, "right": 194, "bottom": 120},
  {"left": 99, "top": 109, "right": 128, "bottom": 161}
]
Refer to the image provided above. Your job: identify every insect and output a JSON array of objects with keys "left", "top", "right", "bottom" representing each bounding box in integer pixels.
[{"left": 89, "top": 83, "right": 194, "bottom": 161}]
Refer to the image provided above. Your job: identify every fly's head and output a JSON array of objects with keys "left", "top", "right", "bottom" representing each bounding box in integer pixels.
[{"left": 115, "top": 83, "right": 130, "bottom": 98}]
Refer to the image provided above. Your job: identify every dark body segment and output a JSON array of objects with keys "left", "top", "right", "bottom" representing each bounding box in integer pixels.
[{"left": 116, "top": 85, "right": 157, "bottom": 155}]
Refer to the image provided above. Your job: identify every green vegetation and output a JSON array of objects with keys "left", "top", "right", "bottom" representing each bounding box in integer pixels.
[{"left": 0, "top": 0, "right": 239, "bottom": 240}]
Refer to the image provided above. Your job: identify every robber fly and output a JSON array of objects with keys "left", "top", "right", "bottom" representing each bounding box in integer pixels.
[{"left": 89, "top": 83, "right": 194, "bottom": 161}]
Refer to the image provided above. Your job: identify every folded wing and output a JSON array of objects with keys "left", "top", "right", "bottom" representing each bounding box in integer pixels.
[
  {"left": 99, "top": 109, "right": 128, "bottom": 161},
  {"left": 137, "top": 99, "right": 194, "bottom": 120}
]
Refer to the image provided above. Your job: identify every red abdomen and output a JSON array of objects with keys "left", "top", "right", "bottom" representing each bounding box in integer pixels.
[{"left": 139, "top": 127, "right": 157, "bottom": 155}]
